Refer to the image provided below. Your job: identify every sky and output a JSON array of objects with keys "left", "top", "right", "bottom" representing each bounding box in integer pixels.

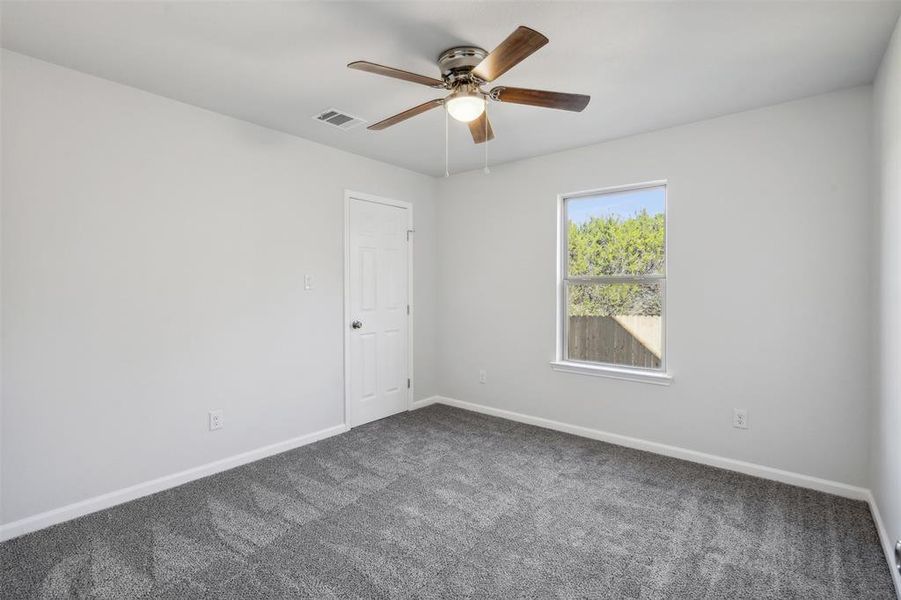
[{"left": 568, "top": 186, "right": 665, "bottom": 225}]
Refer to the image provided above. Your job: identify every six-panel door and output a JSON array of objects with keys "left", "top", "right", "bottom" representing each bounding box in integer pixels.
[{"left": 347, "top": 197, "right": 409, "bottom": 427}]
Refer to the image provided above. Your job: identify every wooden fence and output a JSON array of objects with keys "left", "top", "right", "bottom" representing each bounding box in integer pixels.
[{"left": 567, "top": 316, "right": 661, "bottom": 368}]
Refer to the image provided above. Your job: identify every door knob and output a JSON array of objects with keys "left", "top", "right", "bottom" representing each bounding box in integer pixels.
[{"left": 351, "top": 320, "right": 363, "bottom": 329}]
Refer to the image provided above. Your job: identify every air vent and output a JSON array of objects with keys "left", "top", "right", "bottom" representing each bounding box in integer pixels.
[{"left": 313, "top": 108, "right": 366, "bottom": 130}]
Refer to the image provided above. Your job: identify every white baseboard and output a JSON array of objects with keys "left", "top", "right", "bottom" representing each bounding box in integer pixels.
[
  {"left": 416, "top": 396, "right": 870, "bottom": 501},
  {"left": 410, "top": 396, "right": 440, "bottom": 410},
  {"left": 0, "top": 423, "right": 349, "bottom": 543},
  {"left": 867, "top": 491, "right": 901, "bottom": 599}
]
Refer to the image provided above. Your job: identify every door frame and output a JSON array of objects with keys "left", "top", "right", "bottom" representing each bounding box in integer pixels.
[{"left": 343, "top": 190, "right": 414, "bottom": 428}]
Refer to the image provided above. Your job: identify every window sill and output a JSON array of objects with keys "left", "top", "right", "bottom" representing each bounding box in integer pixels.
[{"left": 549, "top": 361, "right": 673, "bottom": 386}]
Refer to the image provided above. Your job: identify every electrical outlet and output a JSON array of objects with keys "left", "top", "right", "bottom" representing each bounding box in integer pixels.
[
  {"left": 478, "top": 369, "right": 487, "bottom": 384},
  {"left": 894, "top": 540, "right": 900, "bottom": 576},
  {"left": 209, "top": 410, "right": 223, "bottom": 431},
  {"left": 304, "top": 274, "right": 313, "bottom": 291},
  {"left": 733, "top": 408, "right": 748, "bottom": 429}
]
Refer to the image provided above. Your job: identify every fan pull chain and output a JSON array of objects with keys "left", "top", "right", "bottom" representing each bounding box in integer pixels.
[
  {"left": 444, "top": 103, "right": 450, "bottom": 178},
  {"left": 483, "top": 100, "right": 490, "bottom": 175}
]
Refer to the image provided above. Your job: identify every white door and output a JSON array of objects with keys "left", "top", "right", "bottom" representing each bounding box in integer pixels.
[{"left": 346, "top": 195, "right": 410, "bottom": 427}]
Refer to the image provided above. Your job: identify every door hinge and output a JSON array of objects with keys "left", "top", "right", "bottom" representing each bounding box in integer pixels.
[
  {"left": 407, "top": 378, "right": 411, "bottom": 389},
  {"left": 406, "top": 229, "right": 415, "bottom": 242},
  {"left": 406, "top": 304, "right": 410, "bottom": 315}
]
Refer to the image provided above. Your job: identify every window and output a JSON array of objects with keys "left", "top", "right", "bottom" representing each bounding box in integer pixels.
[{"left": 554, "top": 182, "right": 669, "bottom": 383}]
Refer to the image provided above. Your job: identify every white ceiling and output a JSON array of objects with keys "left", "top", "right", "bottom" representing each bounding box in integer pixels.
[{"left": 2, "top": 1, "right": 899, "bottom": 176}]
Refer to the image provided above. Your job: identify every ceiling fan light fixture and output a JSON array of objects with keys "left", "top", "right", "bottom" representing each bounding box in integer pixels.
[{"left": 445, "top": 89, "right": 485, "bottom": 123}]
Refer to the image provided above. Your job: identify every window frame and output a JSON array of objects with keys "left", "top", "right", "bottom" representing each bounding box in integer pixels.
[{"left": 553, "top": 180, "right": 672, "bottom": 385}]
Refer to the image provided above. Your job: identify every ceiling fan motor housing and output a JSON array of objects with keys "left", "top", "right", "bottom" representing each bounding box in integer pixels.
[{"left": 438, "top": 46, "right": 488, "bottom": 85}]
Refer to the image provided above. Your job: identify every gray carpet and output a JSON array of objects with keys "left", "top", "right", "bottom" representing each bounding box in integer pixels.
[{"left": 0, "top": 404, "right": 894, "bottom": 599}]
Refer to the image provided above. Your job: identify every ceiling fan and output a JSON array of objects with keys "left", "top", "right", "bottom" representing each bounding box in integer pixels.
[{"left": 348, "top": 26, "right": 590, "bottom": 145}]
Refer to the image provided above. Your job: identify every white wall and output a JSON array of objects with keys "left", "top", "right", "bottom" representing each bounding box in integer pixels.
[
  {"left": 436, "top": 86, "right": 874, "bottom": 487},
  {"left": 0, "top": 50, "right": 437, "bottom": 525},
  {"left": 872, "top": 15, "right": 901, "bottom": 591}
]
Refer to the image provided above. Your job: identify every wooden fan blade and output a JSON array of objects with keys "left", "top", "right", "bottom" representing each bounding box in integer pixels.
[
  {"left": 348, "top": 61, "right": 446, "bottom": 88},
  {"left": 491, "top": 86, "right": 590, "bottom": 112},
  {"left": 368, "top": 99, "right": 444, "bottom": 130},
  {"left": 472, "top": 26, "right": 548, "bottom": 82},
  {"left": 468, "top": 112, "right": 495, "bottom": 144}
]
